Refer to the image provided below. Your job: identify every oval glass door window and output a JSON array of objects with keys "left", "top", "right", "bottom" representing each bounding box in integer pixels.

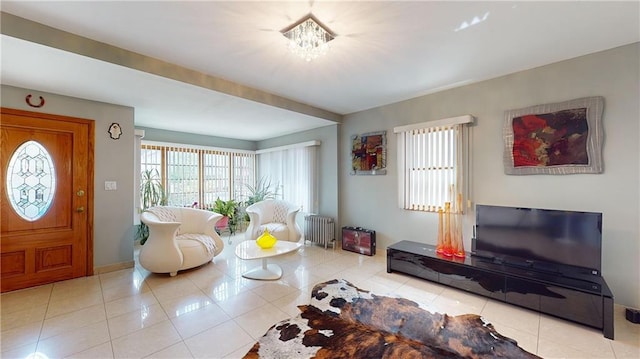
[{"left": 6, "top": 140, "right": 57, "bottom": 221}]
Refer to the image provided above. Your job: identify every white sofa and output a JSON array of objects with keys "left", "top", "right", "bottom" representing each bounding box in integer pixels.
[
  {"left": 245, "top": 199, "right": 302, "bottom": 242},
  {"left": 140, "top": 206, "right": 224, "bottom": 276}
]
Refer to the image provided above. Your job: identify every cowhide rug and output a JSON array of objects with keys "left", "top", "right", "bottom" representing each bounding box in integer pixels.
[{"left": 243, "top": 279, "right": 539, "bottom": 359}]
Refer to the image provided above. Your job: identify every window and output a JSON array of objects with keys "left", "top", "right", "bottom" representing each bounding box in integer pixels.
[
  {"left": 141, "top": 142, "right": 255, "bottom": 208},
  {"left": 202, "top": 150, "right": 230, "bottom": 203},
  {"left": 140, "top": 146, "right": 162, "bottom": 178},
  {"left": 167, "top": 147, "right": 199, "bottom": 206},
  {"left": 257, "top": 141, "right": 319, "bottom": 214},
  {"left": 233, "top": 153, "right": 255, "bottom": 202},
  {"left": 395, "top": 115, "right": 473, "bottom": 213}
]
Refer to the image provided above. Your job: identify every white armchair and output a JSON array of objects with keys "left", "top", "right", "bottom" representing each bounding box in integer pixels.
[
  {"left": 245, "top": 200, "right": 302, "bottom": 242},
  {"left": 139, "top": 206, "right": 224, "bottom": 276}
]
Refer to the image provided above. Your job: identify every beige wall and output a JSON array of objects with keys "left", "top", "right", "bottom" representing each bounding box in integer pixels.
[
  {"left": 340, "top": 43, "right": 640, "bottom": 308},
  {"left": 2, "top": 85, "right": 136, "bottom": 271}
]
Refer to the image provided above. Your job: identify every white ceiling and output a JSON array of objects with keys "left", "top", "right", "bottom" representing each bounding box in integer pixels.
[{"left": 1, "top": 1, "right": 639, "bottom": 141}]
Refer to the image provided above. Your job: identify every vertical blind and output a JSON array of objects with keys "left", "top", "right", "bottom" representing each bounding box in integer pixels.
[
  {"left": 395, "top": 115, "right": 473, "bottom": 213},
  {"left": 233, "top": 152, "right": 255, "bottom": 202},
  {"left": 257, "top": 141, "right": 319, "bottom": 214}
]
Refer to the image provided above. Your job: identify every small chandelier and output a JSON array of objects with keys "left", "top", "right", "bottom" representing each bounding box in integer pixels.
[{"left": 281, "top": 14, "right": 335, "bottom": 62}]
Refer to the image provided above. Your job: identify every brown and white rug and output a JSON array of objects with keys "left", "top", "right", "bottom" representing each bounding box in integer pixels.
[{"left": 243, "top": 279, "right": 539, "bottom": 359}]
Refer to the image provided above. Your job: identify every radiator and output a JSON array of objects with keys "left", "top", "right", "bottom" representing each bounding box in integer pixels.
[{"left": 304, "top": 215, "right": 335, "bottom": 249}]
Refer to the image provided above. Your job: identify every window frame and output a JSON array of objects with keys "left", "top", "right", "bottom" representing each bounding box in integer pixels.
[
  {"left": 395, "top": 115, "right": 473, "bottom": 213},
  {"left": 140, "top": 141, "right": 255, "bottom": 209}
]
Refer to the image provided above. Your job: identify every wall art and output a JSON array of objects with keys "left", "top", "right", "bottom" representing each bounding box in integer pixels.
[
  {"left": 108, "top": 122, "right": 123, "bottom": 140},
  {"left": 503, "top": 96, "right": 604, "bottom": 175},
  {"left": 351, "top": 130, "right": 387, "bottom": 175}
]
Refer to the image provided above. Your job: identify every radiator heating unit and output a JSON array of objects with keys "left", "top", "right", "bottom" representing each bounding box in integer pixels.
[{"left": 304, "top": 215, "right": 335, "bottom": 249}]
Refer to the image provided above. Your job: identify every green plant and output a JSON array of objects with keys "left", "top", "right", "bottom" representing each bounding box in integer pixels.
[
  {"left": 211, "top": 198, "right": 239, "bottom": 234},
  {"left": 140, "top": 169, "right": 167, "bottom": 210},
  {"left": 212, "top": 197, "right": 237, "bottom": 218},
  {"left": 242, "top": 176, "right": 279, "bottom": 222},
  {"left": 244, "top": 176, "right": 279, "bottom": 206},
  {"left": 137, "top": 169, "right": 167, "bottom": 244}
]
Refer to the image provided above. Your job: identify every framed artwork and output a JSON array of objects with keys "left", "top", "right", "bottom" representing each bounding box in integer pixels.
[
  {"left": 503, "top": 96, "right": 604, "bottom": 175},
  {"left": 351, "top": 130, "right": 387, "bottom": 175}
]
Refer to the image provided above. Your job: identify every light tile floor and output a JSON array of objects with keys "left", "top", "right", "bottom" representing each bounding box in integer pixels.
[{"left": 2, "top": 235, "right": 639, "bottom": 358}]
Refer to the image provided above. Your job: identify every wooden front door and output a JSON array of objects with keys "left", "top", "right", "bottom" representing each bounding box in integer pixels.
[{"left": 1, "top": 108, "right": 94, "bottom": 292}]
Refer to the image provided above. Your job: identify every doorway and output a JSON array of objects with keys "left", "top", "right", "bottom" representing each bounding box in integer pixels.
[{"left": 1, "top": 108, "right": 94, "bottom": 292}]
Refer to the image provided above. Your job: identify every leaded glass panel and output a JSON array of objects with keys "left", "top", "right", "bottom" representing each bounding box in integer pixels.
[{"left": 6, "top": 140, "right": 56, "bottom": 221}]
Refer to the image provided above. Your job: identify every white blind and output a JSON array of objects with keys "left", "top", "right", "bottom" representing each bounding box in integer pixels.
[
  {"left": 233, "top": 152, "right": 256, "bottom": 203},
  {"left": 396, "top": 115, "right": 473, "bottom": 213},
  {"left": 257, "top": 142, "right": 319, "bottom": 214}
]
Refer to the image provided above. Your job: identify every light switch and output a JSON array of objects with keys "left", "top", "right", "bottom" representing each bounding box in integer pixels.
[{"left": 105, "top": 181, "right": 117, "bottom": 191}]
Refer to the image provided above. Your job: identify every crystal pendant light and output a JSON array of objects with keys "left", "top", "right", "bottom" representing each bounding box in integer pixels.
[{"left": 281, "top": 14, "right": 335, "bottom": 62}]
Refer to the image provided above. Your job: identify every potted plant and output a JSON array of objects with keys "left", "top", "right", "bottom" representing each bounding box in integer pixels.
[
  {"left": 242, "top": 176, "right": 279, "bottom": 222},
  {"left": 137, "top": 169, "right": 167, "bottom": 244},
  {"left": 211, "top": 197, "right": 238, "bottom": 234}
]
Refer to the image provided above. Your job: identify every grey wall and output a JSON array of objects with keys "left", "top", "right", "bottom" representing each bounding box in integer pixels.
[
  {"left": 340, "top": 43, "right": 640, "bottom": 308},
  {"left": 2, "top": 85, "right": 136, "bottom": 269},
  {"left": 139, "top": 126, "right": 256, "bottom": 151}
]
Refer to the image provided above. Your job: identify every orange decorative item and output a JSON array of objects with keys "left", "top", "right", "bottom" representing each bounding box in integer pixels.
[
  {"left": 442, "top": 202, "right": 453, "bottom": 256},
  {"left": 436, "top": 207, "right": 444, "bottom": 253},
  {"left": 256, "top": 229, "right": 277, "bottom": 249},
  {"left": 452, "top": 193, "right": 466, "bottom": 258}
]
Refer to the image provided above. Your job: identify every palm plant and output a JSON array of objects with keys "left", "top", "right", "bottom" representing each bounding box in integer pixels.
[
  {"left": 245, "top": 176, "right": 279, "bottom": 206},
  {"left": 140, "top": 169, "right": 167, "bottom": 210},
  {"left": 242, "top": 176, "right": 279, "bottom": 222},
  {"left": 137, "top": 169, "right": 167, "bottom": 244}
]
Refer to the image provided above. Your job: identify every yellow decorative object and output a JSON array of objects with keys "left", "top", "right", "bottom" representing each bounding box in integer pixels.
[{"left": 256, "top": 229, "right": 277, "bottom": 249}]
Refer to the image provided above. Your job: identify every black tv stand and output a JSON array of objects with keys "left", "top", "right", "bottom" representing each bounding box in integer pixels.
[
  {"left": 489, "top": 256, "right": 563, "bottom": 274},
  {"left": 500, "top": 258, "right": 533, "bottom": 269},
  {"left": 387, "top": 240, "right": 614, "bottom": 339}
]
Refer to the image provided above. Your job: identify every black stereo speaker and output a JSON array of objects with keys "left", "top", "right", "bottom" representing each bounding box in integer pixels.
[{"left": 626, "top": 308, "right": 640, "bottom": 324}]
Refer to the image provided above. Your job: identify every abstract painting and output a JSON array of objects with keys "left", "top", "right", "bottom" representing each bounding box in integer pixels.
[
  {"left": 503, "top": 96, "right": 604, "bottom": 175},
  {"left": 351, "top": 131, "right": 387, "bottom": 175}
]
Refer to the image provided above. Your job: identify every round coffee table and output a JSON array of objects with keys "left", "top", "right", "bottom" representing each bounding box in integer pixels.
[{"left": 235, "top": 240, "right": 302, "bottom": 280}]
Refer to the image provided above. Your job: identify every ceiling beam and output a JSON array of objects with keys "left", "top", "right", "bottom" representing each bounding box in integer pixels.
[{"left": 0, "top": 12, "right": 343, "bottom": 123}]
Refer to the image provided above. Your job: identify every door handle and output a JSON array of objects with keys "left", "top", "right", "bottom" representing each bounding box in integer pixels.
[{"left": 76, "top": 207, "right": 85, "bottom": 213}]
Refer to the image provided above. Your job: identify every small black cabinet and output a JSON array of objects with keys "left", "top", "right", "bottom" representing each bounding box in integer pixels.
[{"left": 387, "top": 240, "right": 614, "bottom": 339}]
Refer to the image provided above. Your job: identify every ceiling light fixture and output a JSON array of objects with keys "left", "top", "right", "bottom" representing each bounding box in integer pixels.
[{"left": 281, "top": 14, "right": 335, "bottom": 62}]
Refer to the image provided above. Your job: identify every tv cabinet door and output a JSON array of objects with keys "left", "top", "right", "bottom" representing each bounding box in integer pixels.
[
  {"left": 387, "top": 249, "right": 439, "bottom": 282},
  {"left": 539, "top": 286, "right": 603, "bottom": 329},
  {"left": 507, "top": 277, "right": 603, "bottom": 329},
  {"left": 436, "top": 264, "right": 505, "bottom": 300},
  {"left": 505, "top": 277, "right": 541, "bottom": 311}
]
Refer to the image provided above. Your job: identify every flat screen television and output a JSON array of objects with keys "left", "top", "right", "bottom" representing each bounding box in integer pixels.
[{"left": 473, "top": 205, "right": 603, "bottom": 276}]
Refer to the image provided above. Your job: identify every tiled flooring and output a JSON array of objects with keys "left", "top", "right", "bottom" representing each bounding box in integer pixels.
[{"left": 2, "top": 235, "right": 639, "bottom": 358}]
